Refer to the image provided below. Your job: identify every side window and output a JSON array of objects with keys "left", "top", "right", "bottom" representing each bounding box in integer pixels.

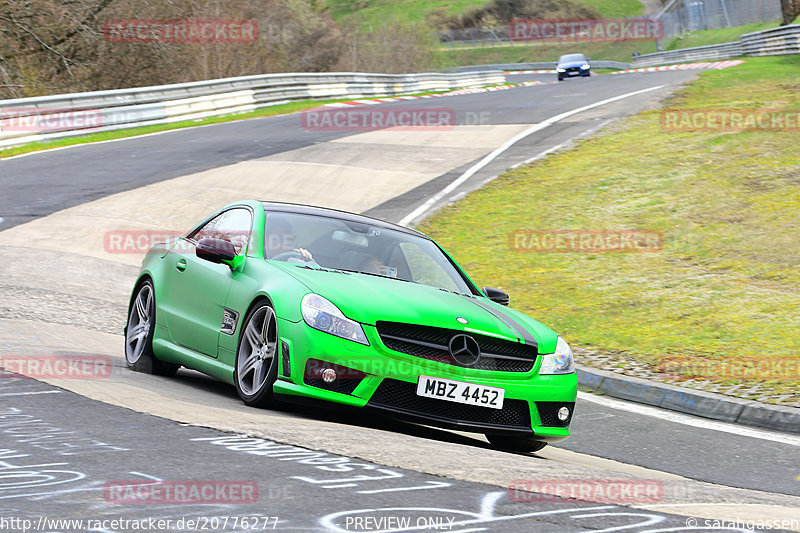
[
  {"left": 399, "top": 242, "right": 459, "bottom": 291},
  {"left": 190, "top": 208, "right": 252, "bottom": 255}
]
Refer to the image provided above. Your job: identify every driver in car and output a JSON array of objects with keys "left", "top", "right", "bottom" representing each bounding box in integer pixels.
[{"left": 266, "top": 216, "right": 313, "bottom": 261}]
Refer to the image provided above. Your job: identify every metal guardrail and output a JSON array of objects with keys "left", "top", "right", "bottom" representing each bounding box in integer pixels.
[
  {"left": 632, "top": 41, "right": 744, "bottom": 67},
  {"left": 740, "top": 23, "right": 800, "bottom": 56},
  {"left": 633, "top": 23, "right": 799, "bottom": 67},
  {"left": 447, "top": 60, "right": 633, "bottom": 72},
  {"left": 0, "top": 70, "right": 505, "bottom": 149}
]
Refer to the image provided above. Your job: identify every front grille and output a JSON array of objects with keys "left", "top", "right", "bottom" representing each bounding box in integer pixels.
[
  {"left": 536, "top": 401, "right": 575, "bottom": 427},
  {"left": 368, "top": 379, "right": 531, "bottom": 429},
  {"left": 375, "top": 321, "right": 537, "bottom": 372},
  {"left": 303, "top": 359, "right": 364, "bottom": 396}
]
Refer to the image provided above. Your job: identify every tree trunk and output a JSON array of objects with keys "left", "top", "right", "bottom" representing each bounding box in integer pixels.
[{"left": 781, "top": 0, "right": 800, "bottom": 25}]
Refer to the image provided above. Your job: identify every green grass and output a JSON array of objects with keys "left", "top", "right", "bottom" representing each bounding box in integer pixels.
[
  {"left": 0, "top": 100, "right": 332, "bottom": 159},
  {"left": 326, "top": 0, "right": 643, "bottom": 26},
  {"left": 579, "top": 0, "right": 644, "bottom": 18},
  {"left": 326, "top": 0, "right": 491, "bottom": 26},
  {"left": 664, "top": 21, "right": 779, "bottom": 51},
  {"left": 435, "top": 39, "right": 657, "bottom": 67},
  {"left": 418, "top": 56, "right": 800, "bottom": 404}
]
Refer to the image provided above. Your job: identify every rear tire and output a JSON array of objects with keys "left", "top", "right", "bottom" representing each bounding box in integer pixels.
[
  {"left": 234, "top": 301, "right": 280, "bottom": 408},
  {"left": 125, "top": 280, "right": 179, "bottom": 376},
  {"left": 486, "top": 434, "right": 547, "bottom": 453}
]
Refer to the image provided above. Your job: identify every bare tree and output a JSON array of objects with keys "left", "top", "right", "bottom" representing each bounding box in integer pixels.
[{"left": 0, "top": 0, "right": 349, "bottom": 98}]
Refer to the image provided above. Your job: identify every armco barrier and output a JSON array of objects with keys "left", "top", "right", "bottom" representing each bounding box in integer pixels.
[
  {"left": 447, "top": 60, "right": 632, "bottom": 72},
  {"left": 631, "top": 41, "right": 744, "bottom": 67},
  {"left": 633, "top": 23, "right": 799, "bottom": 67},
  {"left": 0, "top": 70, "right": 504, "bottom": 149},
  {"left": 740, "top": 24, "right": 800, "bottom": 56}
]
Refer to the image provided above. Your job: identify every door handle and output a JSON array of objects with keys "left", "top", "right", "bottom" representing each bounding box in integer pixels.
[{"left": 176, "top": 259, "right": 187, "bottom": 272}]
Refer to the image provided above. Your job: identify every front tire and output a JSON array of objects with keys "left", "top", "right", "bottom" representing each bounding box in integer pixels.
[
  {"left": 125, "top": 280, "right": 179, "bottom": 376},
  {"left": 234, "top": 301, "right": 280, "bottom": 407},
  {"left": 486, "top": 434, "right": 548, "bottom": 453}
]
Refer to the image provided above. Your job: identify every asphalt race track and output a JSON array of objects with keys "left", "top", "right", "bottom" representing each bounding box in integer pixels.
[{"left": 2, "top": 70, "right": 799, "bottom": 532}]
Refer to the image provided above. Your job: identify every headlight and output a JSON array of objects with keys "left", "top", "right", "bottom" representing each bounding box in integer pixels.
[
  {"left": 580, "top": 64, "right": 590, "bottom": 69},
  {"left": 539, "top": 336, "right": 575, "bottom": 375},
  {"left": 301, "top": 294, "right": 369, "bottom": 345},
  {"left": 556, "top": 67, "right": 566, "bottom": 72}
]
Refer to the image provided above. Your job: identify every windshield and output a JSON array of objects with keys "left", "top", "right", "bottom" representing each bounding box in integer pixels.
[
  {"left": 264, "top": 211, "right": 475, "bottom": 294},
  {"left": 559, "top": 54, "right": 586, "bottom": 64}
]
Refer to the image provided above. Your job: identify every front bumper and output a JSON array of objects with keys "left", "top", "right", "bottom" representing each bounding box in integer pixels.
[
  {"left": 272, "top": 318, "right": 577, "bottom": 441},
  {"left": 559, "top": 68, "right": 590, "bottom": 78}
]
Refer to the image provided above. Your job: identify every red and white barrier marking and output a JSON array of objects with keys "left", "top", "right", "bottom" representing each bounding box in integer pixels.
[
  {"left": 323, "top": 81, "right": 543, "bottom": 108},
  {"left": 611, "top": 60, "right": 744, "bottom": 74}
]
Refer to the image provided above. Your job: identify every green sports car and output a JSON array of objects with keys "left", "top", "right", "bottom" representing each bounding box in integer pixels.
[{"left": 124, "top": 201, "right": 577, "bottom": 452}]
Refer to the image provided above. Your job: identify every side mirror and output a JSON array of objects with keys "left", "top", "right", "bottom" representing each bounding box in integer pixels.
[
  {"left": 586, "top": 57, "right": 591, "bottom": 61},
  {"left": 196, "top": 237, "right": 237, "bottom": 265},
  {"left": 483, "top": 287, "right": 510, "bottom": 306}
]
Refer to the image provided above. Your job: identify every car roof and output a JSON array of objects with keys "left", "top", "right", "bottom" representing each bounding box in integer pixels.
[{"left": 260, "top": 201, "right": 427, "bottom": 239}]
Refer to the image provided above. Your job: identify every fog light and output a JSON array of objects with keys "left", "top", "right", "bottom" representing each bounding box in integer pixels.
[
  {"left": 557, "top": 406, "right": 571, "bottom": 421},
  {"left": 321, "top": 368, "right": 337, "bottom": 383}
]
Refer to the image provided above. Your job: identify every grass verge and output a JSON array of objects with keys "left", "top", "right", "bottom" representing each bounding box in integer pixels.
[
  {"left": 435, "top": 39, "right": 656, "bottom": 66},
  {"left": 418, "top": 56, "right": 800, "bottom": 405},
  {"left": 0, "top": 100, "right": 334, "bottom": 159}
]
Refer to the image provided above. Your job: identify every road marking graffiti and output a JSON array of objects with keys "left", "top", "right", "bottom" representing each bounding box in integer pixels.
[
  {"left": 357, "top": 482, "right": 451, "bottom": 494},
  {"left": 193, "top": 435, "right": 449, "bottom": 495}
]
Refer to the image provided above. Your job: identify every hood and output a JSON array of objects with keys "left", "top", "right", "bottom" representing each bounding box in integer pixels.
[{"left": 274, "top": 263, "right": 558, "bottom": 352}]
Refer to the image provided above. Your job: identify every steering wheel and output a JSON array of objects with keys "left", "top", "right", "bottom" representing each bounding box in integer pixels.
[{"left": 272, "top": 251, "right": 319, "bottom": 266}]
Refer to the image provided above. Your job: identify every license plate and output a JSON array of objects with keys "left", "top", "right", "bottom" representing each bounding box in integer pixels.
[{"left": 416, "top": 376, "right": 504, "bottom": 409}]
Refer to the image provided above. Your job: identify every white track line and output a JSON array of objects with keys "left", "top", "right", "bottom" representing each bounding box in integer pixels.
[
  {"left": 577, "top": 391, "right": 800, "bottom": 447},
  {"left": 398, "top": 85, "right": 666, "bottom": 226}
]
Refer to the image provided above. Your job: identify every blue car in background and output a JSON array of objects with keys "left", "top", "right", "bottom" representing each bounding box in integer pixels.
[{"left": 557, "top": 54, "right": 591, "bottom": 81}]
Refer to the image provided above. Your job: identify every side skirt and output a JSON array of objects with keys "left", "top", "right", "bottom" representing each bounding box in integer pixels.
[{"left": 153, "top": 333, "right": 235, "bottom": 385}]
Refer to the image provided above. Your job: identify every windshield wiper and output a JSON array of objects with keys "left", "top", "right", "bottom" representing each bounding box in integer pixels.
[
  {"left": 439, "top": 287, "right": 476, "bottom": 298},
  {"left": 297, "top": 265, "right": 350, "bottom": 274},
  {"left": 338, "top": 268, "right": 410, "bottom": 283}
]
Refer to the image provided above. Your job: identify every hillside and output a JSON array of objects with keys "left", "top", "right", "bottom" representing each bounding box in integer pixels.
[{"left": 326, "top": 0, "right": 645, "bottom": 27}]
